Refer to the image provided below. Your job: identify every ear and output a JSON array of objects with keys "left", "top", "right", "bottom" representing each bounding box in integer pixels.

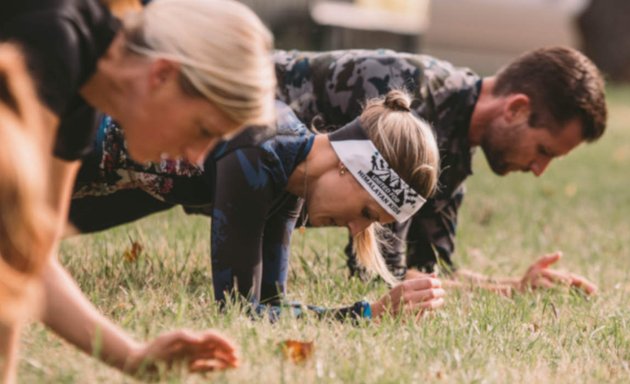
[
  {"left": 338, "top": 161, "right": 347, "bottom": 175},
  {"left": 147, "top": 59, "right": 180, "bottom": 91},
  {"left": 503, "top": 93, "right": 531, "bottom": 124}
]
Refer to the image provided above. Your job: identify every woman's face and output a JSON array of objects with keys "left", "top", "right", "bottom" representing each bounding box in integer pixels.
[
  {"left": 120, "top": 60, "right": 240, "bottom": 164},
  {"left": 306, "top": 166, "right": 395, "bottom": 236}
]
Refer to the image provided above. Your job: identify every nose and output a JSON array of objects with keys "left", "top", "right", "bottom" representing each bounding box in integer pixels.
[
  {"left": 347, "top": 219, "right": 371, "bottom": 237},
  {"left": 530, "top": 156, "right": 551, "bottom": 177},
  {"left": 183, "top": 138, "right": 220, "bottom": 165}
]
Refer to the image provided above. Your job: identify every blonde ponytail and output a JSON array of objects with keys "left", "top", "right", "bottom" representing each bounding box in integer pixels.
[
  {"left": 353, "top": 224, "right": 398, "bottom": 286},
  {"left": 353, "top": 89, "right": 440, "bottom": 283}
]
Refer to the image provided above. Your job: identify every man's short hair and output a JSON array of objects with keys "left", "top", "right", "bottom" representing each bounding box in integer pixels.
[{"left": 493, "top": 47, "right": 607, "bottom": 142}]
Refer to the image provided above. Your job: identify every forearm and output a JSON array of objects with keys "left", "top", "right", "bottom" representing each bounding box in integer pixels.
[
  {"left": 41, "top": 159, "right": 143, "bottom": 371},
  {"left": 41, "top": 258, "right": 142, "bottom": 373},
  {"left": 442, "top": 277, "right": 513, "bottom": 297},
  {"left": 406, "top": 268, "right": 515, "bottom": 296},
  {"left": 454, "top": 268, "right": 520, "bottom": 286},
  {"left": 0, "top": 323, "right": 20, "bottom": 384}
]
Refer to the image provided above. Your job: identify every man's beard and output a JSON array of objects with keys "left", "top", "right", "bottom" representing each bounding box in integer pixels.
[
  {"left": 480, "top": 120, "right": 527, "bottom": 176},
  {"left": 481, "top": 142, "right": 510, "bottom": 176}
]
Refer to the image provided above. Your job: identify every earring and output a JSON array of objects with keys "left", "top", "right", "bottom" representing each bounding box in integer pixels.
[{"left": 340, "top": 166, "right": 347, "bottom": 175}]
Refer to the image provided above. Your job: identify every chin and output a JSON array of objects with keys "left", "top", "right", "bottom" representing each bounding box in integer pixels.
[
  {"left": 309, "top": 216, "right": 335, "bottom": 228},
  {"left": 491, "top": 166, "right": 509, "bottom": 176},
  {"left": 485, "top": 157, "right": 510, "bottom": 176}
]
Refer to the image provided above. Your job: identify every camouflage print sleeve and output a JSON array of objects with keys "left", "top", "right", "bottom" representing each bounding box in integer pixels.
[
  {"left": 407, "top": 185, "right": 465, "bottom": 273},
  {"left": 274, "top": 49, "right": 428, "bottom": 129}
]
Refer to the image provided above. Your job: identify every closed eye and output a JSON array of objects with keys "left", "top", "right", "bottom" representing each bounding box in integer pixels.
[
  {"left": 538, "top": 145, "right": 554, "bottom": 158},
  {"left": 538, "top": 145, "right": 551, "bottom": 157},
  {"left": 199, "top": 124, "right": 213, "bottom": 139}
]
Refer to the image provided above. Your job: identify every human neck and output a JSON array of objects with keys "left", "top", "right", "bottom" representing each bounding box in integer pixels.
[
  {"left": 468, "top": 77, "right": 502, "bottom": 147},
  {"left": 286, "top": 135, "right": 337, "bottom": 197},
  {"left": 79, "top": 32, "right": 140, "bottom": 120},
  {"left": 80, "top": 68, "right": 123, "bottom": 116}
]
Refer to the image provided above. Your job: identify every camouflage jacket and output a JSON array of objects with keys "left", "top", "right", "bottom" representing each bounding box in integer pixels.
[{"left": 274, "top": 49, "right": 481, "bottom": 268}]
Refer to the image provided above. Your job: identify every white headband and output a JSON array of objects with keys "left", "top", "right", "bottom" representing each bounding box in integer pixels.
[{"left": 328, "top": 119, "right": 427, "bottom": 222}]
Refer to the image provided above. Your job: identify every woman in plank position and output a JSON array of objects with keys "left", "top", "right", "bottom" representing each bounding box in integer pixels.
[
  {"left": 71, "top": 90, "right": 445, "bottom": 321},
  {"left": 1, "top": 0, "right": 275, "bottom": 376}
]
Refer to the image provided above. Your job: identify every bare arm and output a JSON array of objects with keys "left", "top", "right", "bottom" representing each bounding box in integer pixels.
[
  {"left": 42, "top": 155, "right": 238, "bottom": 375},
  {"left": 41, "top": 256, "right": 141, "bottom": 370},
  {"left": 406, "top": 252, "right": 597, "bottom": 297},
  {"left": 41, "top": 157, "right": 143, "bottom": 371}
]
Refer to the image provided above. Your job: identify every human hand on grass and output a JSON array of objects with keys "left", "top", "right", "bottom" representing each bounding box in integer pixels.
[
  {"left": 518, "top": 252, "right": 597, "bottom": 295},
  {"left": 371, "top": 275, "right": 445, "bottom": 319},
  {"left": 126, "top": 329, "right": 239, "bottom": 376}
]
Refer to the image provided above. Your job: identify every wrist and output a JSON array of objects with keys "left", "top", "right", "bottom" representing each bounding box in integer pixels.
[
  {"left": 122, "top": 341, "right": 146, "bottom": 375},
  {"left": 370, "top": 299, "right": 384, "bottom": 319},
  {"left": 504, "top": 276, "right": 522, "bottom": 287},
  {"left": 354, "top": 300, "right": 372, "bottom": 319}
]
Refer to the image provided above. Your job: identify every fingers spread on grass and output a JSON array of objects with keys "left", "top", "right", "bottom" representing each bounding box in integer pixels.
[
  {"left": 143, "top": 329, "right": 240, "bottom": 373},
  {"left": 419, "top": 297, "right": 445, "bottom": 310},
  {"left": 401, "top": 277, "right": 442, "bottom": 292},
  {"left": 186, "top": 348, "right": 239, "bottom": 368},
  {"left": 531, "top": 277, "right": 555, "bottom": 290},
  {"left": 197, "top": 330, "right": 238, "bottom": 355},
  {"left": 536, "top": 269, "right": 597, "bottom": 295},
  {"left": 189, "top": 359, "right": 227, "bottom": 373},
  {"left": 569, "top": 273, "right": 598, "bottom": 295},
  {"left": 403, "top": 288, "right": 446, "bottom": 306},
  {"left": 539, "top": 269, "right": 573, "bottom": 286},
  {"left": 170, "top": 331, "right": 238, "bottom": 369},
  {"left": 404, "top": 269, "right": 429, "bottom": 280},
  {"left": 533, "top": 251, "right": 562, "bottom": 269}
]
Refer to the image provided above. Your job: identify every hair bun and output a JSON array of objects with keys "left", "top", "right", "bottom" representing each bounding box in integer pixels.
[{"left": 384, "top": 90, "right": 411, "bottom": 112}]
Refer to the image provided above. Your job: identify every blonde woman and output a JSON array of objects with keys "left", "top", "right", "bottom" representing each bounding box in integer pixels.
[
  {"left": 1, "top": 0, "right": 275, "bottom": 377},
  {"left": 70, "top": 90, "right": 445, "bottom": 320}
]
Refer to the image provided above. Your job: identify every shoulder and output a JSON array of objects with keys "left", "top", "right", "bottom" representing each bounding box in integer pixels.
[
  {"left": 0, "top": 0, "right": 120, "bottom": 115},
  {"left": 418, "top": 55, "right": 480, "bottom": 103},
  {"left": 0, "top": 0, "right": 119, "bottom": 61}
]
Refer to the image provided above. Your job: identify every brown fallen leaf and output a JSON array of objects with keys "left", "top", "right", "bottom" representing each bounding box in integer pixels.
[
  {"left": 123, "top": 241, "right": 143, "bottom": 263},
  {"left": 280, "top": 340, "right": 314, "bottom": 363}
]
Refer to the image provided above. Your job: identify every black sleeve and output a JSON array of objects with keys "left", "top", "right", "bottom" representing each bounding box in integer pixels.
[
  {"left": 407, "top": 185, "right": 465, "bottom": 272},
  {"left": 2, "top": 13, "right": 82, "bottom": 115},
  {"left": 210, "top": 147, "right": 275, "bottom": 304},
  {"left": 0, "top": 1, "right": 119, "bottom": 159},
  {"left": 69, "top": 189, "right": 175, "bottom": 234},
  {"left": 259, "top": 195, "right": 302, "bottom": 303}
]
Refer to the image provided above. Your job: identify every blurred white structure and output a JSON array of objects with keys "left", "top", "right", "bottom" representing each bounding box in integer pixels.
[
  {"left": 424, "top": 0, "right": 590, "bottom": 74},
  {"left": 311, "top": 0, "right": 430, "bottom": 35},
  {"left": 241, "top": 0, "right": 592, "bottom": 73},
  {"left": 310, "top": 0, "right": 430, "bottom": 52}
]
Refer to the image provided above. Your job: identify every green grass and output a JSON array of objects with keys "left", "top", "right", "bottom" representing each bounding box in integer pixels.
[{"left": 19, "top": 87, "right": 630, "bottom": 383}]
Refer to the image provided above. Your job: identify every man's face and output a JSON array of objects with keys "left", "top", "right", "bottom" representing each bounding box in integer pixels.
[{"left": 481, "top": 114, "right": 584, "bottom": 177}]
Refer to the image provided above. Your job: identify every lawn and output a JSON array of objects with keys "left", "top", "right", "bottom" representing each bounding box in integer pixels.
[{"left": 19, "top": 87, "right": 630, "bottom": 383}]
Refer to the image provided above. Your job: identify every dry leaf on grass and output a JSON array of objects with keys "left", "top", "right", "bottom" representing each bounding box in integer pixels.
[
  {"left": 280, "top": 340, "right": 314, "bottom": 363},
  {"left": 123, "top": 241, "right": 143, "bottom": 263}
]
